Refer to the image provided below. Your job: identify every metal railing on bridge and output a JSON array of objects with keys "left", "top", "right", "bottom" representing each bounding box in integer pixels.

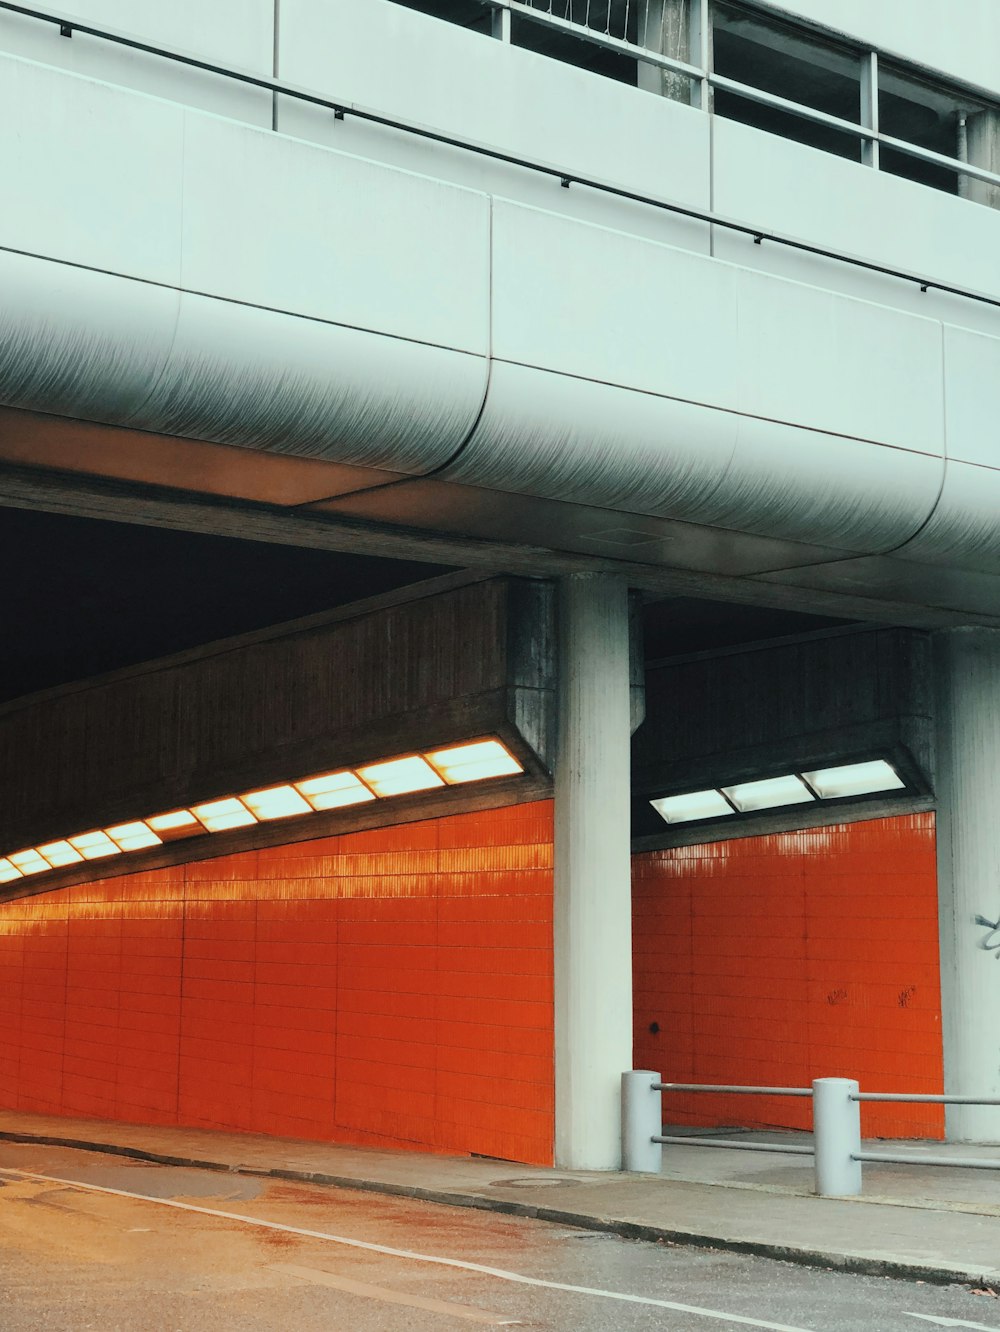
[{"left": 621, "top": 1070, "right": 1000, "bottom": 1196}]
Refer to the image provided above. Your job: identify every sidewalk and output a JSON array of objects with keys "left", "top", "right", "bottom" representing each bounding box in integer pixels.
[{"left": 1, "top": 1109, "right": 999, "bottom": 1288}]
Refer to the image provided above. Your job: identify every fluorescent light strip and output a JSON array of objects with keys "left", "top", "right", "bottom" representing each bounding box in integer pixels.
[
  {"left": 426, "top": 739, "right": 524, "bottom": 784},
  {"left": 357, "top": 755, "right": 445, "bottom": 797},
  {"left": 241, "top": 785, "right": 311, "bottom": 821},
  {"left": 191, "top": 798, "right": 258, "bottom": 833},
  {"left": 651, "top": 760, "right": 906, "bottom": 826},
  {"left": 8, "top": 850, "right": 49, "bottom": 876},
  {"left": 722, "top": 775, "right": 814, "bottom": 813},
  {"left": 69, "top": 831, "right": 122, "bottom": 861},
  {"left": 802, "top": 760, "right": 905, "bottom": 799},
  {"left": 0, "top": 738, "right": 524, "bottom": 886},
  {"left": 295, "top": 771, "right": 375, "bottom": 810},
  {"left": 36, "top": 841, "right": 84, "bottom": 868},
  {"left": 651, "top": 790, "right": 736, "bottom": 825}
]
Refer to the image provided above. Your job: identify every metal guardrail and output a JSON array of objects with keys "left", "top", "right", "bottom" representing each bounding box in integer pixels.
[
  {"left": 621, "top": 1071, "right": 1000, "bottom": 1196},
  {"left": 1, "top": 0, "right": 1000, "bottom": 314}
]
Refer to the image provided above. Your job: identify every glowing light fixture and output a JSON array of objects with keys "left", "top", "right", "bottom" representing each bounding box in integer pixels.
[
  {"left": 802, "top": 760, "right": 904, "bottom": 800},
  {"left": 192, "top": 798, "right": 258, "bottom": 833},
  {"left": 9, "top": 849, "right": 51, "bottom": 875},
  {"left": 241, "top": 785, "right": 311, "bottom": 821},
  {"left": 357, "top": 755, "right": 445, "bottom": 797},
  {"left": 147, "top": 810, "right": 200, "bottom": 836},
  {"left": 68, "top": 831, "right": 121, "bottom": 860},
  {"left": 106, "top": 822, "right": 162, "bottom": 851},
  {"left": 722, "top": 775, "right": 815, "bottom": 812},
  {"left": 426, "top": 739, "right": 523, "bottom": 784},
  {"left": 0, "top": 735, "right": 527, "bottom": 888},
  {"left": 37, "top": 841, "right": 84, "bottom": 867},
  {"left": 650, "top": 790, "right": 735, "bottom": 824},
  {"left": 295, "top": 770, "right": 375, "bottom": 810}
]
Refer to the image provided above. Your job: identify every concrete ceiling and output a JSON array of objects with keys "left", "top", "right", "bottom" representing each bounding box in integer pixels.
[{"left": 0, "top": 507, "right": 853, "bottom": 707}]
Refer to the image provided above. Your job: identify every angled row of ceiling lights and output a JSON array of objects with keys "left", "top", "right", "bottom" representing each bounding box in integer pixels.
[
  {"left": 0, "top": 738, "right": 524, "bottom": 886},
  {"left": 650, "top": 759, "right": 906, "bottom": 826}
]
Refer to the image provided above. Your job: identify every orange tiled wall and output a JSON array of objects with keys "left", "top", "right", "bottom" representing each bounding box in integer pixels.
[
  {"left": 0, "top": 801, "right": 554, "bottom": 1165},
  {"left": 632, "top": 814, "right": 944, "bottom": 1139}
]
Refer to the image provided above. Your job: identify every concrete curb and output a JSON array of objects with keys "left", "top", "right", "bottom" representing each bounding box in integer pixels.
[{"left": 2, "top": 1129, "right": 996, "bottom": 1291}]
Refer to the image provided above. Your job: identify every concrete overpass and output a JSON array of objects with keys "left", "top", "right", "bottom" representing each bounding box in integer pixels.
[{"left": 1, "top": 0, "right": 1000, "bottom": 1170}]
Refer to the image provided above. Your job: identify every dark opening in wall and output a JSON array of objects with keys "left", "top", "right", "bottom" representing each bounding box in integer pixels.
[
  {"left": 712, "top": 0, "right": 862, "bottom": 161},
  {"left": 511, "top": 11, "right": 639, "bottom": 84},
  {"left": 390, "top": 0, "right": 493, "bottom": 33},
  {"left": 877, "top": 64, "right": 980, "bottom": 195}
]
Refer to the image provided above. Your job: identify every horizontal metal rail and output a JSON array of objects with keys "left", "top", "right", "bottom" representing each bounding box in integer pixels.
[
  {"left": 656, "top": 1135, "right": 813, "bottom": 1155},
  {"left": 856, "top": 1151, "right": 1000, "bottom": 1169},
  {"left": 655, "top": 1082, "right": 812, "bottom": 1096},
  {"left": 486, "top": 0, "right": 1000, "bottom": 193},
  {"left": 3, "top": 0, "right": 1000, "bottom": 314},
  {"left": 854, "top": 1093, "right": 1000, "bottom": 1105},
  {"left": 624, "top": 1071, "right": 1000, "bottom": 1192}
]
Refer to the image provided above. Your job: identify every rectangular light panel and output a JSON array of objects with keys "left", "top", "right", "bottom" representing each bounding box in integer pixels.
[
  {"left": 0, "top": 735, "right": 528, "bottom": 888},
  {"left": 240, "top": 785, "right": 311, "bottom": 820},
  {"left": 650, "top": 790, "right": 735, "bottom": 824},
  {"left": 426, "top": 739, "right": 523, "bottom": 784},
  {"left": 106, "top": 822, "right": 162, "bottom": 851},
  {"left": 802, "top": 760, "right": 905, "bottom": 800},
  {"left": 295, "top": 771, "right": 376, "bottom": 810},
  {"left": 357, "top": 756, "right": 445, "bottom": 797},
  {"left": 192, "top": 798, "right": 258, "bottom": 833},
  {"left": 722, "top": 775, "right": 815, "bottom": 813},
  {"left": 147, "top": 810, "right": 200, "bottom": 833},
  {"left": 36, "top": 841, "right": 84, "bottom": 867},
  {"left": 68, "top": 831, "right": 121, "bottom": 860},
  {"left": 9, "top": 849, "right": 51, "bottom": 875}
]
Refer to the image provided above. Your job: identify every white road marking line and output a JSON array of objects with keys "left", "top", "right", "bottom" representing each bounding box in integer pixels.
[
  {"left": 271, "top": 1261, "right": 522, "bottom": 1324},
  {"left": 904, "top": 1316, "right": 1000, "bottom": 1329},
  {"left": 0, "top": 1166, "right": 820, "bottom": 1332}
]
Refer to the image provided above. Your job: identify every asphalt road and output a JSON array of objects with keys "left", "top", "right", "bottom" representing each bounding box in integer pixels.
[{"left": 0, "top": 1142, "right": 997, "bottom": 1332}]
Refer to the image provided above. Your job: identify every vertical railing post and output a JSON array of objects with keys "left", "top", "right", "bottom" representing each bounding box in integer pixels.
[
  {"left": 812, "top": 1078, "right": 862, "bottom": 1196},
  {"left": 621, "top": 1070, "right": 663, "bottom": 1172}
]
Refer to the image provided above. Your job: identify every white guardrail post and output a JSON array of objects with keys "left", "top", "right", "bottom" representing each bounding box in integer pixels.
[
  {"left": 621, "top": 1070, "right": 662, "bottom": 1172},
  {"left": 812, "top": 1077, "right": 862, "bottom": 1196}
]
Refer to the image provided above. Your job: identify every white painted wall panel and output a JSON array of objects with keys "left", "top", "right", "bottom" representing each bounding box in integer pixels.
[
  {"left": 0, "top": 55, "right": 184, "bottom": 284},
  {"left": 179, "top": 115, "right": 491, "bottom": 354},
  {"left": 712, "top": 118, "right": 1000, "bottom": 308},
  {"left": 275, "top": 0, "right": 711, "bottom": 252},
  {"left": 943, "top": 327, "right": 1000, "bottom": 467},
  {"left": 0, "top": 0, "right": 274, "bottom": 124},
  {"left": 131, "top": 292, "right": 488, "bottom": 471},
  {"left": 767, "top": 0, "right": 1000, "bottom": 99},
  {"left": 898, "top": 462, "right": 1000, "bottom": 574},
  {"left": 444, "top": 360, "right": 942, "bottom": 555},
  {"left": 734, "top": 269, "right": 944, "bottom": 458},
  {"left": 491, "top": 201, "right": 739, "bottom": 406},
  {"left": 0, "top": 250, "right": 180, "bottom": 423},
  {"left": 492, "top": 200, "right": 944, "bottom": 456}
]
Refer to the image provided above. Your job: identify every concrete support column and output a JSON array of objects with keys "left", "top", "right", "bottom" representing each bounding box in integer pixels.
[
  {"left": 935, "top": 628, "right": 1000, "bottom": 1142},
  {"left": 554, "top": 574, "right": 634, "bottom": 1170},
  {"left": 961, "top": 109, "right": 1000, "bottom": 211}
]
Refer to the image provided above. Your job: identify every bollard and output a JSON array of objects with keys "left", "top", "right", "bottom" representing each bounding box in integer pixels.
[
  {"left": 812, "top": 1078, "right": 862, "bottom": 1197},
  {"left": 621, "top": 1070, "right": 663, "bottom": 1173}
]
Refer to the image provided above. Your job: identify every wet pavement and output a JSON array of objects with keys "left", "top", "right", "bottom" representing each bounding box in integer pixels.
[
  {"left": 2, "top": 1108, "right": 1000, "bottom": 1293},
  {"left": 2, "top": 1141, "right": 1000, "bottom": 1331}
]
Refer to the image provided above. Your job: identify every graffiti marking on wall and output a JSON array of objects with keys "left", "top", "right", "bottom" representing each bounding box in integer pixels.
[{"left": 974, "top": 914, "right": 1000, "bottom": 958}]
